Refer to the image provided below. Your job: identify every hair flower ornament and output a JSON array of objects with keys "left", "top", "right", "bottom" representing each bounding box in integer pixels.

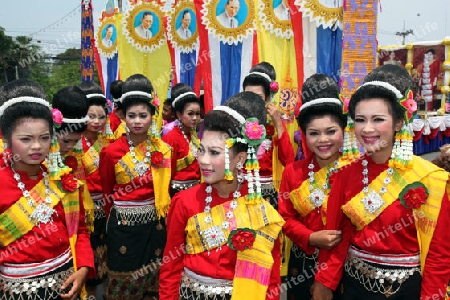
[
  {"left": 339, "top": 94, "right": 350, "bottom": 115},
  {"left": 270, "top": 81, "right": 279, "bottom": 93},
  {"left": 242, "top": 118, "right": 266, "bottom": 147},
  {"left": 399, "top": 90, "right": 417, "bottom": 123},
  {"left": 51, "top": 108, "right": 63, "bottom": 128}
]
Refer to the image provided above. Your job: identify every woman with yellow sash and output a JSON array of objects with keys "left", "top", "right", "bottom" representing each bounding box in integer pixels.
[
  {"left": 0, "top": 79, "right": 95, "bottom": 300},
  {"left": 162, "top": 83, "right": 201, "bottom": 196},
  {"left": 159, "top": 92, "right": 285, "bottom": 300},
  {"left": 78, "top": 82, "right": 114, "bottom": 298},
  {"left": 99, "top": 74, "right": 173, "bottom": 300},
  {"left": 278, "top": 74, "right": 358, "bottom": 299},
  {"left": 311, "top": 65, "right": 450, "bottom": 299}
]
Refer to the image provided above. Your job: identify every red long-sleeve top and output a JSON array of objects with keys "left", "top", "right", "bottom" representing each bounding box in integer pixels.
[
  {"left": 315, "top": 155, "right": 450, "bottom": 299},
  {"left": 99, "top": 136, "right": 156, "bottom": 215},
  {"left": 259, "top": 124, "right": 295, "bottom": 178},
  {"left": 162, "top": 126, "right": 200, "bottom": 181},
  {"left": 278, "top": 157, "right": 325, "bottom": 255},
  {"left": 0, "top": 167, "right": 95, "bottom": 277},
  {"left": 159, "top": 183, "right": 281, "bottom": 300}
]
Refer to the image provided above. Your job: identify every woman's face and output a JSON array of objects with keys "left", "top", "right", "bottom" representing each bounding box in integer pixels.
[
  {"left": 86, "top": 105, "right": 107, "bottom": 133},
  {"left": 57, "top": 132, "right": 82, "bottom": 155},
  {"left": 244, "top": 85, "right": 269, "bottom": 102},
  {"left": 126, "top": 104, "right": 152, "bottom": 136},
  {"left": 177, "top": 102, "right": 201, "bottom": 130},
  {"left": 354, "top": 98, "right": 402, "bottom": 163},
  {"left": 9, "top": 118, "right": 51, "bottom": 169},
  {"left": 304, "top": 115, "right": 343, "bottom": 167},
  {"left": 197, "top": 130, "right": 243, "bottom": 185}
]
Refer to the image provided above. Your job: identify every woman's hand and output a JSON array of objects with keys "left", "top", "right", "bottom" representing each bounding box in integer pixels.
[
  {"left": 309, "top": 230, "right": 342, "bottom": 250},
  {"left": 60, "top": 267, "right": 90, "bottom": 300}
]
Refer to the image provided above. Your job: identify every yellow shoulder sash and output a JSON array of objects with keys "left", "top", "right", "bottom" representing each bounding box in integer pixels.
[
  {"left": 0, "top": 179, "right": 76, "bottom": 247},
  {"left": 82, "top": 139, "right": 107, "bottom": 176},
  {"left": 114, "top": 122, "right": 127, "bottom": 140},
  {"left": 290, "top": 158, "right": 350, "bottom": 224},
  {"left": 342, "top": 156, "right": 447, "bottom": 231}
]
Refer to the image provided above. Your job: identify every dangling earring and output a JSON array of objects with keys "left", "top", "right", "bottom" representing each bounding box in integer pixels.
[{"left": 236, "top": 161, "right": 244, "bottom": 183}]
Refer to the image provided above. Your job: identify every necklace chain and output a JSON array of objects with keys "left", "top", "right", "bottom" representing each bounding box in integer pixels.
[
  {"left": 204, "top": 184, "right": 241, "bottom": 227},
  {"left": 307, "top": 159, "right": 339, "bottom": 209},
  {"left": 360, "top": 158, "right": 394, "bottom": 215},
  {"left": 126, "top": 131, "right": 151, "bottom": 177},
  {"left": 11, "top": 163, "right": 56, "bottom": 224},
  {"left": 179, "top": 124, "right": 198, "bottom": 157}
]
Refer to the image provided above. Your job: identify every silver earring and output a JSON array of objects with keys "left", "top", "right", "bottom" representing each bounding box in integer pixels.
[{"left": 236, "top": 161, "right": 243, "bottom": 169}]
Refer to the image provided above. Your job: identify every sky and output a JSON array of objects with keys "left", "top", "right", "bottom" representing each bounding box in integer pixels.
[{"left": 1, "top": 0, "right": 449, "bottom": 54}]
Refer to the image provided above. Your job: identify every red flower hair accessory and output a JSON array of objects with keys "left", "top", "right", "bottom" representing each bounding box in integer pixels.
[
  {"left": 228, "top": 228, "right": 256, "bottom": 251},
  {"left": 270, "top": 81, "right": 279, "bottom": 93},
  {"left": 399, "top": 181, "right": 428, "bottom": 209},
  {"left": 339, "top": 94, "right": 350, "bottom": 115}
]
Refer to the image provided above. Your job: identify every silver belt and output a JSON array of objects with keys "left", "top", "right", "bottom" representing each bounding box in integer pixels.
[
  {"left": 180, "top": 267, "right": 232, "bottom": 299},
  {"left": 114, "top": 204, "right": 157, "bottom": 226},
  {"left": 344, "top": 254, "right": 420, "bottom": 297},
  {"left": 171, "top": 180, "right": 199, "bottom": 191},
  {"left": 0, "top": 267, "right": 73, "bottom": 300}
]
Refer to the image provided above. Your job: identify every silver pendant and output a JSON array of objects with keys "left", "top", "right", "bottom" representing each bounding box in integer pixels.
[
  {"left": 31, "top": 203, "right": 56, "bottom": 224},
  {"left": 135, "top": 161, "right": 149, "bottom": 177},
  {"left": 309, "top": 188, "right": 326, "bottom": 208},
  {"left": 361, "top": 190, "right": 385, "bottom": 214}
]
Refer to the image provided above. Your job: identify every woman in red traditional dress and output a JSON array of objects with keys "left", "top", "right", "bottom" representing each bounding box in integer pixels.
[
  {"left": 311, "top": 65, "right": 450, "bottom": 299},
  {"left": 99, "top": 74, "right": 173, "bottom": 300},
  {"left": 242, "top": 62, "right": 295, "bottom": 209},
  {"left": 162, "top": 83, "right": 201, "bottom": 196},
  {"left": 159, "top": 92, "right": 285, "bottom": 300},
  {"left": 0, "top": 79, "right": 95, "bottom": 300},
  {"left": 279, "top": 73, "right": 357, "bottom": 299}
]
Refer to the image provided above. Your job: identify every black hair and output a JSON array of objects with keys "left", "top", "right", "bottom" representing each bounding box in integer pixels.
[
  {"left": 297, "top": 73, "right": 346, "bottom": 133},
  {"left": 110, "top": 80, "right": 123, "bottom": 111},
  {"left": 121, "top": 74, "right": 156, "bottom": 115},
  {"left": 142, "top": 11, "right": 152, "bottom": 19},
  {"left": 242, "top": 62, "right": 276, "bottom": 98},
  {"left": 0, "top": 79, "right": 53, "bottom": 142},
  {"left": 78, "top": 81, "right": 108, "bottom": 115},
  {"left": 52, "top": 86, "right": 89, "bottom": 134},
  {"left": 182, "top": 10, "right": 190, "bottom": 19},
  {"left": 349, "top": 64, "right": 412, "bottom": 123},
  {"left": 170, "top": 83, "right": 200, "bottom": 113},
  {"left": 203, "top": 91, "right": 266, "bottom": 154},
  {"left": 425, "top": 49, "right": 435, "bottom": 55}
]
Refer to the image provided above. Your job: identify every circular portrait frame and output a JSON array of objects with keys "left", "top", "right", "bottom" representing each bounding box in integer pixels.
[
  {"left": 294, "top": 0, "right": 343, "bottom": 30},
  {"left": 96, "top": 17, "right": 118, "bottom": 58},
  {"left": 167, "top": 1, "right": 199, "bottom": 53},
  {"left": 201, "top": 0, "right": 255, "bottom": 45},
  {"left": 258, "top": 0, "right": 293, "bottom": 39},
  {"left": 122, "top": 2, "right": 165, "bottom": 52}
]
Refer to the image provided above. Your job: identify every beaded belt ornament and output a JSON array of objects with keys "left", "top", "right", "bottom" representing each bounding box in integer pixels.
[
  {"left": 114, "top": 205, "right": 157, "bottom": 226},
  {"left": 170, "top": 180, "right": 200, "bottom": 191},
  {"left": 180, "top": 269, "right": 232, "bottom": 299}
]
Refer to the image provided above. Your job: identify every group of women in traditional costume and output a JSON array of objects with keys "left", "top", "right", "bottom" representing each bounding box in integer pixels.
[{"left": 1, "top": 62, "right": 450, "bottom": 300}]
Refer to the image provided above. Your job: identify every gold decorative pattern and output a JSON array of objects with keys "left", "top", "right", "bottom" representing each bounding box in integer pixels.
[
  {"left": 95, "top": 16, "right": 118, "bottom": 58},
  {"left": 166, "top": 0, "right": 199, "bottom": 53},
  {"left": 294, "top": 0, "right": 343, "bottom": 30},
  {"left": 201, "top": 0, "right": 255, "bottom": 45},
  {"left": 122, "top": 2, "right": 166, "bottom": 52},
  {"left": 257, "top": 0, "right": 293, "bottom": 39}
]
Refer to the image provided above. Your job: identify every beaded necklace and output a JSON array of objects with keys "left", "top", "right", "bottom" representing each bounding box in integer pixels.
[
  {"left": 126, "top": 131, "right": 151, "bottom": 177},
  {"left": 307, "top": 159, "right": 339, "bottom": 209}
]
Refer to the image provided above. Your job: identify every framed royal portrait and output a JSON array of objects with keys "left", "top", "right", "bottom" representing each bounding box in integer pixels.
[
  {"left": 167, "top": 1, "right": 199, "bottom": 53},
  {"left": 122, "top": 2, "right": 165, "bottom": 52},
  {"left": 201, "top": 0, "right": 255, "bottom": 44},
  {"left": 257, "top": 0, "right": 293, "bottom": 38},
  {"left": 96, "top": 17, "right": 118, "bottom": 58}
]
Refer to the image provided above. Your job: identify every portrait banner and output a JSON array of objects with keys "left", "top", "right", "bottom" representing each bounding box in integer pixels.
[
  {"left": 195, "top": 0, "right": 258, "bottom": 110},
  {"left": 122, "top": 2, "right": 166, "bottom": 52},
  {"left": 167, "top": 0, "right": 200, "bottom": 88},
  {"left": 94, "top": 14, "right": 119, "bottom": 100}
]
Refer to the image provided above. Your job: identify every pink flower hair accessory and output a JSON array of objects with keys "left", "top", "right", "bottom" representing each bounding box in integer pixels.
[
  {"left": 51, "top": 108, "right": 63, "bottom": 128},
  {"left": 242, "top": 118, "right": 266, "bottom": 147},
  {"left": 339, "top": 94, "right": 350, "bottom": 114},
  {"left": 270, "top": 81, "right": 279, "bottom": 93},
  {"left": 399, "top": 90, "right": 417, "bottom": 123}
]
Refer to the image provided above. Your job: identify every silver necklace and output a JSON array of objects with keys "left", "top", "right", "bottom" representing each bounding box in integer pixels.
[
  {"left": 179, "top": 124, "right": 198, "bottom": 157},
  {"left": 361, "top": 158, "right": 394, "bottom": 215},
  {"left": 126, "top": 131, "right": 151, "bottom": 177},
  {"left": 307, "top": 159, "right": 339, "bottom": 209},
  {"left": 11, "top": 164, "right": 56, "bottom": 224}
]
